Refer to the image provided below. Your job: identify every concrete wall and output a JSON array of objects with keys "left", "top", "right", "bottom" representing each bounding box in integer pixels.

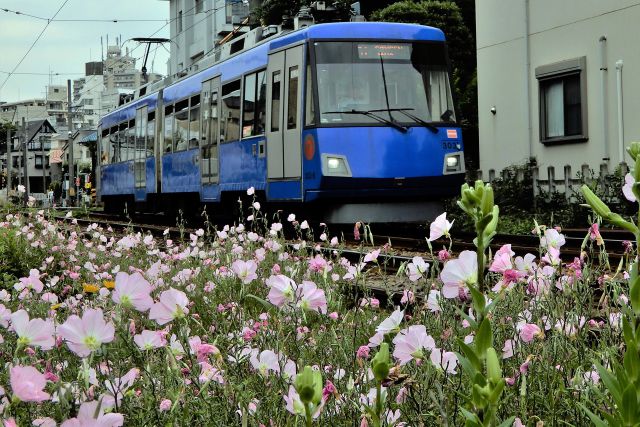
[{"left": 477, "top": 0, "right": 640, "bottom": 178}]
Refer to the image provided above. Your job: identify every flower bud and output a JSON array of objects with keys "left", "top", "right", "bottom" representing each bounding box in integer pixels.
[
  {"left": 627, "top": 141, "right": 640, "bottom": 162},
  {"left": 371, "top": 343, "right": 391, "bottom": 382},
  {"left": 486, "top": 347, "right": 502, "bottom": 383},
  {"left": 294, "top": 366, "right": 322, "bottom": 406}
]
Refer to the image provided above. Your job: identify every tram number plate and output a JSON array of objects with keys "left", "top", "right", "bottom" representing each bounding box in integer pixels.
[{"left": 441, "top": 141, "right": 457, "bottom": 150}]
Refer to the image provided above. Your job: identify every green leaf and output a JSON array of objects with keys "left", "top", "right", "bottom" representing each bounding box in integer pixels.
[
  {"left": 458, "top": 339, "right": 482, "bottom": 372},
  {"left": 623, "top": 384, "right": 638, "bottom": 424},
  {"left": 475, "top": 318, "right": 493, "bottom": 356},
  {"left": 496, "top": 417, "right": 516, "bottom": 427},
  {"left": 468, "top": 285, "right": 486, "bottom": 315},
  {"left": 595, "top": 362, "right": 622, "bottom": 406},
  {"left": 244, "top": 294, "right": 276, "bottom": 314},
  {"left": 577, "top": 402, "right": 609, "bottom": 427}
]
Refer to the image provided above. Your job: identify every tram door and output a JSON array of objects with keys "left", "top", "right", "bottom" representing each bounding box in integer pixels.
[
  {"left": 200, "top": 77, "right": 220, "bottom": 184},
  {"left": 134, "top": 106, "right": 148, "bottom": 189},
  {"left": 266, "top": 45, "right": 303, "bottom": 179}
]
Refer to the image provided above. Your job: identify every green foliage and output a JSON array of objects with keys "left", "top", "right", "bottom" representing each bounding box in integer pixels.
[
  {"left": 448, "top": 160, "right": 637, "bottom": 234},
  {"left": 0, "top": 225, "right": 47, "bottom": 283},
  {"left": 255, "top": 0, "right": 353, "bottom": 25}
]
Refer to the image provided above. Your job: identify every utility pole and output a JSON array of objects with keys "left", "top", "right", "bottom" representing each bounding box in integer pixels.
[
  {"left": 21, "top": 117, "right": 29, "bottom": 204},
  {"left": 5, "top": 128, "right": 10, "bottom": 199},
  {"left": 41, "top": 136, "right": 46, "bottom": 194},
  {"left": 67, "top": 79, "right": 74, "bottom": 206}
]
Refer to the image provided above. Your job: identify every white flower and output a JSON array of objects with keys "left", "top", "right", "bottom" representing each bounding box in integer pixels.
[{"left": 376, "top": 309, "right": 404, "bottom": 334}]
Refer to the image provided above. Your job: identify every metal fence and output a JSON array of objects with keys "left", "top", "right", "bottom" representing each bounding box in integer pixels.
[{"left": 467, "top": 162, "right": 629, "bottom": 200}]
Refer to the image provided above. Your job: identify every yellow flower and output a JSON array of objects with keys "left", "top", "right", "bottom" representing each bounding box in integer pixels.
[
  {"left": 103, "top": 280, "right": 115, "bottom": 289},
  {"left": 83, "top": 283, "right": 100, "bottom": 293},
  {"left": 51, "top": 303, "right": 62, "bottom": 310}
]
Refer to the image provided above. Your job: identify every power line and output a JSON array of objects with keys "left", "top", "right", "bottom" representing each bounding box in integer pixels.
[
  {"left": 0, "top": 6, "right": 226, "bottom": 23},
  {"left": 0, "top": 70, "right": 85, "bottom": 76},
  {"left": 0, "top": 0, "right": 70, "bottom": 93}
]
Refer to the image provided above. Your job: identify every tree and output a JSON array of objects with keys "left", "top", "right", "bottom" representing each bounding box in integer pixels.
[
  {"left": 254, "top": 0, "right": 353, "bottom": 25},
  {"left": 0, "top": 121, "right": 18, "bottom": 154},
  {"left": 371, "top": 1, "right": 478, "bottom": 168}
]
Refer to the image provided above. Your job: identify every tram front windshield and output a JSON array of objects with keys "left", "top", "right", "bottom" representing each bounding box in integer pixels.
[{"left": 314, "top": 41, "right": 456, "bottom": 126}]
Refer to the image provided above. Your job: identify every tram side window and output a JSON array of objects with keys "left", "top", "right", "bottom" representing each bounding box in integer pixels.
[
  {"left": 164, "top": 105, "right": 173, "bottom": 153},
  {"left": 174, "top": 100, "right": 189, "bottom": 151},
  {"left": 110, "top": 127, "right": 119, "bottom": 162},
  {"left": 221, "top": 80, "right": 241, "bottom": 142},
  {"left": 242, "top": 73, "right": 257, "bottom": 138},
  {"left": 243, "top": 71, "right": 267, "bottom": 137},
  {"left": 101, "top": 130, "right": 110, "bottom": 164},
  {"left": 147, "top": 112, "right": 155, "bottom": 157},
  {"left": 305, "top": 64, "right": 316, "bottom": 126},
  {"left": 271, "top": 71, "right": 281, "bottom": 132},
  {"left": 127, "top": 120, "right": 136, "bottom": 161},
  {"left": 189, "top": 95, "right": 200, "bottom": 149},
  {"left": 287, "top": 66, "right": 299, "bottom": 129}
]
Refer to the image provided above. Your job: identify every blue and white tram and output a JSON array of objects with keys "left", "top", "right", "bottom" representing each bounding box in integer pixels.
[{"left": 97, "top": 22, "right": 465, "bottom": 222}]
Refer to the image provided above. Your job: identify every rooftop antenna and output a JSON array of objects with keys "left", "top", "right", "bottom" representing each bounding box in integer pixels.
[{"left": 132, "top": 38, "right": 171, "bottom": 82}]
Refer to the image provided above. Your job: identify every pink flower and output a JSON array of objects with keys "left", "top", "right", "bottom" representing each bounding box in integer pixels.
[
  {"left": 438, "top": 249, "right": 451, "bottom": 262},
  {"left": 502, "top": 339, "right": 515, "bottom": 359},
  {"left": 250, "top": 349, "right": 281, "bottom": 375},
  {"left": 393, "top": 325, "right": 436, "bottom": 365},
  {"left": 589, "top": 223, "right": 604, "bottom": 245},
  {"left": 623, "top": 173, "right": 636, "bottom": 202},
  {"left": 134, "top": 330, "right": 166, "bottom": 350},
  {"left": 407, "top": 256, "right": 429, "bottom": 282},
  {"left": 430, "top": 348, "right": 458, "bottom": 374},
  {"left": 308, "top": 255, "right": 328, "bottom": 273},
  {"left": 102, "top": 368, "right": 140, "bottom": 408},
  {"left": 112, "top": 271, "right": 153, "bottom": 312},
  {"left": 364, "top": 249, "right": 380, "bottom": 263},
  {"left": 440, "top": 251, "right": 477, "bottom": 298},
  {"left": 266, "top": 275, "right": 296, "bottom": 308},
  {"left": 232, "top": 259, "right": 258, "bottom": 284},
  {"left": 489, "top": 251, "right": 512, "bottom": 273},
  {"left": 400, "top": 289, "right": 415, "bottom": 305},
  {"left": 14, "top": 269, "right": 44, "bottom": 293},
  {"left": 10, "top": 365, "right": 50, "bottom": 402},
  {"left": 328, "top": 312, "right": 339, "bottom": 320},
  {"left": 428, "top": 212, "right": 453, "bottom": 241},
  {"left": 10, "top": 310, "right": 55, "bottom": 350},
  {"left": 356, "top": 345, "right": 370, "bottom": 359},
  {"left": 61, "top": 400, "right": 124, "bottom": 427},
  {"left": 58, "top": 308, "right": 115, "bottom": 357},
  {"left": 354, "top": 222, "right": 361, "bottom": 241},
  {"left": 159, "top": 399, "right": 172, "bottom": 412},
  {"left": 149, "top": 288, "right": 190, "bottom": 325},
  {"left": 519, "top": 323, "right": 543, "bottom": 343},
  {"left": 296, "top": 281, "right": 327, "bottom": 314},
  {"left": 541, "top": 228, "right": 565, "bottom": 250}
]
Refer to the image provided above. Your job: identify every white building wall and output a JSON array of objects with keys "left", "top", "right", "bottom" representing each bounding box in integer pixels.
[
  {"left": 477, "top": 0, "right": 640, "bottom": 178},
  {"left": 161, "top": 0, "right": 250, "bottom": 76}
]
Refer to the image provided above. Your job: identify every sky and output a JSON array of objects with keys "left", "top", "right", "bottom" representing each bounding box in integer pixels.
[{"left": 0, "top": 0, "right": 172, "bottom": 103}]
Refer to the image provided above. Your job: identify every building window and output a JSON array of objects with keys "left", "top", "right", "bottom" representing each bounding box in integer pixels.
[
  {"left": 177, "top": 10, "right": 183, "bottom": 33},
  {"left": 535, "top": 57, "right": 587, "bottom": 145},
  {"left": 195, "top": 0, "right": 203, "bottom": 13}
]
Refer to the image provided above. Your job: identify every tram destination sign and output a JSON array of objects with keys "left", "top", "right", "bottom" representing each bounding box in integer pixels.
[{"left": 357, "top": 43, "right": 411, "bottom": 60}]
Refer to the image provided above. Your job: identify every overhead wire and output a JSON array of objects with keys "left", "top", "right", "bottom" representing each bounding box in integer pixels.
[
  {"left": 75, "top": 0, "right": 242, "bottom": 100},
  {"left": 0, "top": 0, "right": 70, "bottom": 93}
]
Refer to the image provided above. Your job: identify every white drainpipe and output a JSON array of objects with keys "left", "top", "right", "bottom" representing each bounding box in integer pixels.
[
  {"left": 599, "top": 36, "right": 609, "bottom": 163},
  {"left": 616, "top": 60, "right": 624, "bottom": 163}
]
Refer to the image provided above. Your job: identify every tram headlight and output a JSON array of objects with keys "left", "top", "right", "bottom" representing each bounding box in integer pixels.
[
  {"left": 446, "top": 156, "right": 458, "bottom": 169},
  {"left": 443, "top": 152, "right": 464, "bottom": 174},
  {"left": 327, "top": 157, "right": 341, "bottom": 170},
  {"left": 322, "top": 154, "right": 352, "bottom": 177}
]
